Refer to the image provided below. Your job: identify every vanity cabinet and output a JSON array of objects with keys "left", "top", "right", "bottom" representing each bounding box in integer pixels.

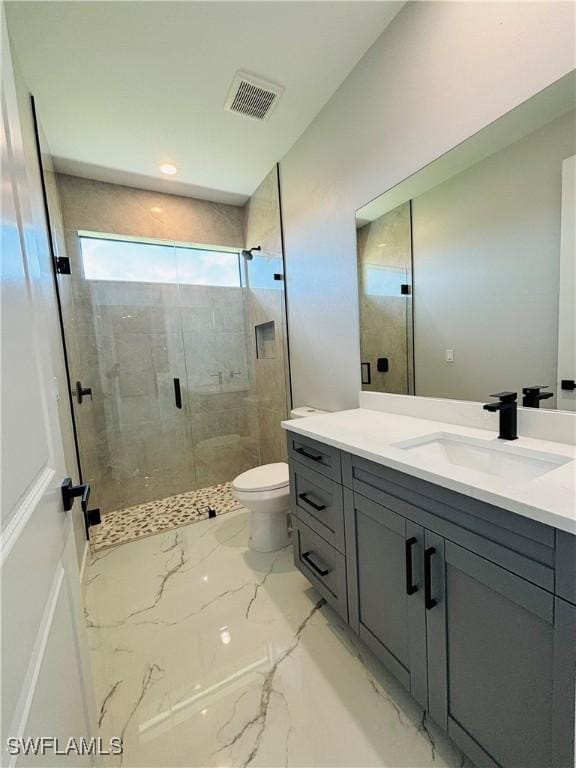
[
  {"left": 425, "top": 533, "right": 576, "bottom": 768},
  {"left": 288, "top": 433, "right": 576, "bottom": 768}
]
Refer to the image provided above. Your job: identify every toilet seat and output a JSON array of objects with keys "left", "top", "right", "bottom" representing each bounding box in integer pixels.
[{"left": 232, "top": 462, "right": 289, "bottom": 494}]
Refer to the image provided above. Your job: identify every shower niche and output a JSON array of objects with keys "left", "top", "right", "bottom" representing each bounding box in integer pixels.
[{"left": 255, "top": 321, "right": 276, "bottom": 359}]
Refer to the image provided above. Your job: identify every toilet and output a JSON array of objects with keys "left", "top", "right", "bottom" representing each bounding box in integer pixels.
[{"left": 232, "top": 407, "right": 328, "bottom": 552}]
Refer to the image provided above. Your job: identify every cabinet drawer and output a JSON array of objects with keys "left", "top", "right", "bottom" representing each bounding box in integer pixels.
[
  {"left": 290, "top": 463, "right": 344, "bottom": 553},
  {"left": 294, "top": 518, "right": 348, "bottom": 621},
  {"left": 288, "top": 432, "right": 341, "bottom": 482}
]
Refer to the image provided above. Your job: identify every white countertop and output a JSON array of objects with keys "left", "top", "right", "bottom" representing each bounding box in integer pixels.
[{"left": 282, "top": 408, "right": 576, "bottom": 535}]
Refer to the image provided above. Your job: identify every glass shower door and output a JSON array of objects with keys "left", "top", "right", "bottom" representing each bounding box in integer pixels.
[
  {"left": 68, "top": 236, "right": 195, "bottom": 514},
  {"left": 176, "top": 246, "right": 261, "bottom": 488}
]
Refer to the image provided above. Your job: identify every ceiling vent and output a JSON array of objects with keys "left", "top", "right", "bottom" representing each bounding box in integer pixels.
[{"left": 225, "top": 71, "right": 284, "bottom": 121}]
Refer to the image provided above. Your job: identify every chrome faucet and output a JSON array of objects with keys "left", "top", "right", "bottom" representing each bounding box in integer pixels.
[{"left": 483, "top": 392, "right": 518, "bottom": 440}]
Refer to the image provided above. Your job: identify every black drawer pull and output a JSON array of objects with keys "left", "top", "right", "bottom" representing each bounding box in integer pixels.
[
  {"left": 405, "top": 536, "right": 418, "bottom": 596},
  {"left": 295, "top": 446, "right": 323, "bottom": 462},
  {"left": 424, "top": 547, "right": 437, "bottom": 610},
  {"left": 302, "top": 550, "right": 330, "bottom": 577},
  {"left": 298, "top": 492, "right": 326, "bottom": 512}
]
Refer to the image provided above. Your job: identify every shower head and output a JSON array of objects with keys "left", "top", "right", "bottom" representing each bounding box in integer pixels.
[{"left": 241, "top": 245, "right": 261, "bottom": 260}]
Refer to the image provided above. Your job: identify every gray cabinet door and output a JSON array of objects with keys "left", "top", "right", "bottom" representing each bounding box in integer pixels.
[
  {"left": 345, "top": 490, "right": 428, "bottom": 707},
  {"left": 426, "top": 534, "right": 576, "bottom": 768}
]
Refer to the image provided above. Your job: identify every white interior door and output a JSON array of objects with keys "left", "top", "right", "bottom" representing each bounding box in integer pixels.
[
  {"left": 557, "top": 155, "right": 575, "bottom": 412},
  {"left": 1, "top": 10, "right": 96, "bottom": 766}
]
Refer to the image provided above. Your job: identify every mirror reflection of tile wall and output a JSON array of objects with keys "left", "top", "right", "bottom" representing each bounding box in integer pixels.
[{"left": 356, "top": 201, "right": 414, "bottom": 395}]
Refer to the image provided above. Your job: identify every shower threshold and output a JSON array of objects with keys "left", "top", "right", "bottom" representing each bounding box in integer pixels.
[{"left": 89, "top": 482, "right": 242, "bottom": 552}]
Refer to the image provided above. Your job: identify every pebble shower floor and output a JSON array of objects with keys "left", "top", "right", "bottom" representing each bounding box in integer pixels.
[{"left": 89, "top": 482, "right": 243, "bottom": 551}]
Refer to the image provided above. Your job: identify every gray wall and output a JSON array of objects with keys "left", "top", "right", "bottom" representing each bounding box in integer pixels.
[
  {"left": 280, "top": 1, "right": 575, "bottom": 411},
  {"left": 412, "top": 111, "right": 575, "bottom": 405}
]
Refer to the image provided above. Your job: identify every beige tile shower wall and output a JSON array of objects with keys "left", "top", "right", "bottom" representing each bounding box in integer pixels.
[
  {"left": 243, "top": 168, "right": 290, "bottom": 463},
  {"left": 56, "top": 174, "right": 245, "bottom": 246},
  {"left": 357, "top": 202, "right": 413, "bottom": 395},
  {"left": 56, "top": 174, "right": 258, "bottom": 512}
]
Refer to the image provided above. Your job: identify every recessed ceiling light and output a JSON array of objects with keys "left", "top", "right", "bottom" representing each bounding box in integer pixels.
[{"left": 159, "top": 162, "right": 177, "bottom": 176}]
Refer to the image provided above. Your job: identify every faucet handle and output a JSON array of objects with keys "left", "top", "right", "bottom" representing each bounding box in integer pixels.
[
  {"left": 489, "top": 391, "right": 517, "bottom": 402},
  {"left": 522, "top": 385, "right": 549, "bottom": 394}
]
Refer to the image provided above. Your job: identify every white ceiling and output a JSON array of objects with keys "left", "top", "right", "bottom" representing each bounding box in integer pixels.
[{"left": 7, "top": 1, "right": 403, "bottom": 204}]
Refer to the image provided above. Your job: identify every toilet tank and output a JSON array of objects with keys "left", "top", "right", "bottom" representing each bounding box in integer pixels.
[{"left": 290, "top": 406, "right": 328, "bottom": 419}]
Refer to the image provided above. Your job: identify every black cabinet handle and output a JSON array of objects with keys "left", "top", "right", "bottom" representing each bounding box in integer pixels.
[
  {"left": 302, "top": 550, "right": 330, "bottom": 577},
  {"left": 405, "top": 536, "right": 418, "bottom": 596},
  {"left": 295, "top": 447, "right": 323, "bottom": 462},
  {"left": 298, "top": 492, "right": 326, "bottom": 512},
  {"left": 174, "top": 377, "right": 182, "bottom": 409},
  {"left": 424, "top": 547, "right": 437, "bottom": 610}
]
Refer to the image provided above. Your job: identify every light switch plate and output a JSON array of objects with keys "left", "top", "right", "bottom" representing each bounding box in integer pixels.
[{"left": 445, "top": 349, "right": 454, "bottom": 363}]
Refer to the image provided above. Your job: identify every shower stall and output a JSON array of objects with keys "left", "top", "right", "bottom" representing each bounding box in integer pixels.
[{"left": 42, "top": 167, "right": 290, "bottom": 524}]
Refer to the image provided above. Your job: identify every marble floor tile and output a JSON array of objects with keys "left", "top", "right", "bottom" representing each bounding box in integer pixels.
[
  {"left": 90, "top": 482, "right": 241, "bottom": 552},
  {"left": 84, "top": 509, "right": 471, "bottom": 768}
]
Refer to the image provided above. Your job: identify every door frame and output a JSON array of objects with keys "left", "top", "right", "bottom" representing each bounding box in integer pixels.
[{"left": 1, "top": 8, "right": 97, "bottom": 760}]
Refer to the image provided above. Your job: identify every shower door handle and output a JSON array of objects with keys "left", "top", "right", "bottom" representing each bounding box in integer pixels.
[
  {"left": 76, "top": 381, "right": 93, "bottom": 404},
  {"left": 61, "top": 477, "right": 90, "bottom": 512},
  {"left": 173, "top": 377, "right": 182, "bottom": 409}
]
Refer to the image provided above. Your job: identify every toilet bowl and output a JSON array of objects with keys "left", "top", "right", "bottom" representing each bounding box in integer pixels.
[
  {"left": 232, "top": 463, "right": 290, "bottom": 552},
  {"left": 232, "top": 406, "right": 328, "bottom": 552}
]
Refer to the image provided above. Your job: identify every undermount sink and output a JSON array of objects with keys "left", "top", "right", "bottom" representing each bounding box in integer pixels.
[{"left": 391, "top": 432, "right": 571, "bottom": 483}]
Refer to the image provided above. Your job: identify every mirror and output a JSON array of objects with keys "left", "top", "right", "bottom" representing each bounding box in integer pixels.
[{"left": 356, "top": 72, "right": 576, "bottom": 411}]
